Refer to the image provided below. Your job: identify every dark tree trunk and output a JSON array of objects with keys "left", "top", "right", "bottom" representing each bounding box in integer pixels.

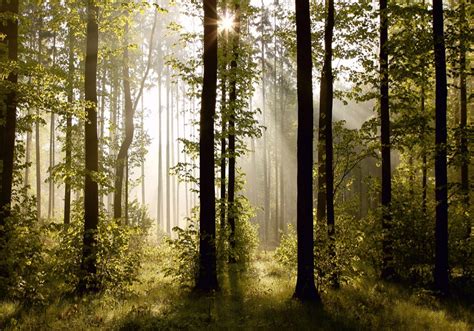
[
  {"left": 380, "top": 0, "right": 396, "bottom": 281},
  {"left": 196, "top": 0, "right": 218, "bottom": 292},
  {"left": 432, "top": 0, "right": 449, "bottom": 294},
  {"left": 220, "top": 42, "right": 227, "bottom": 231},
  {"left": 293, "top": 0, "right": 320, "bottom": 302},
  {"left": 0, "top": 0, "right": 19, "bottom": 248},
  {"left": 228, "top": 2, "right": 241, "bottom": 262},
  {"left": 78, "top": 1, "right": 100, "bottom": 294},
  {"left": 320, "top": 0, "right": 338, "bottom": 288}
]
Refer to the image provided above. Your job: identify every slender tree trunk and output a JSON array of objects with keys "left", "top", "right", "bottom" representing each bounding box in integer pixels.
[
  {"left": 48, "top": 34, "right": 57, "bottom": 220},
  {"left": 293, "top": 0, "right": 320, "bottom": 302},
  {"left": 380, "top": 0, "right": 395, "bottom": 280},
  {"left": 261, "top": 1, "right": 270, "bottom": 244},
  {"left": 113, "top": 11, "right": 157, "bottom": 221},
  {"left": 78, "top": 1, "right": 100, "bottom": 294},
  {"left": 228, "top": 3, "right": 240, "bottom": 261},
  {"left": 421, "top": 69, "right": 427, "bottom": 216},
  {"left": 220, "top": 35, "right": 227, "bottom": 231},
  {"left": 320, "top": 0, "right": 338, "bottom": 288},
  {"left": 196, "top": 0, "right": 218, "bottom": 292},
  {"left": 36, "top": 25, "right": 43, "bottom": 221},
  {"left": 114, "top": 23, "right": 134, "bottom": 222},
  {"left": 157, "top": 60, "right": 163, "bottom": 230},
  {"left": 64, "top": 27, "right": 74, "bottom": 225},
  {"left": 432, "top": 0, "right": 449, "bottom": 295},
  {"left": 99, "top": 65, "right": 106, "bottom": 208},
  {"left": 166, "top": 67, "right": 171, "bottom": 233}
]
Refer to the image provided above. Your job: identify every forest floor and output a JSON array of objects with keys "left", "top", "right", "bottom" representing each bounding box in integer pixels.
[{"left": 1, "top": 250, "right": 473, "bottom": 330}]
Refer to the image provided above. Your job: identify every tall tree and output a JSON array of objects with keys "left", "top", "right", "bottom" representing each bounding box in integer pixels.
[
  {"left": 114, "top": 21, "right": 134, "bottom": 222},
  {"left": 64, "top": 25, "right": 74, "bottom": 225},
  {"left": 114, "top": 9, "right": 157, "bottom": 221},
  {"left": 432, "top": 0, "right": 449, "bottom": 294},
  {"left": 196, "top": 0, "right": 218, "bottom": 292},
  {"left": 320, "top": 0, "right": 337, "bottom": 287},
  {"left": 0, "top": 0, "right": 19, "bottom": 241},
  {"left": 293, "top": 0, "right": 320, "bottom": 302},
  {"left": 227, "top": 1, "right": 241, "bottom": 261},
  {"left": 78, "top": 0, "right": 100, "bottom": 293},
  {"left": 380, "top": 0, "right": 395, "bottom": 280}
]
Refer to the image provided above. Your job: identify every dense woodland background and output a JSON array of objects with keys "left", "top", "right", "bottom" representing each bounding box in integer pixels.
[{"left": 0, "top": 0, "right": 472, "bottom": 329}]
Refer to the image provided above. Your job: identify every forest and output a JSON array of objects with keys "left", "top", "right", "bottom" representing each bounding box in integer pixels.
[{"left": 0, "top": 0, "right": 472, "bottom": 329}]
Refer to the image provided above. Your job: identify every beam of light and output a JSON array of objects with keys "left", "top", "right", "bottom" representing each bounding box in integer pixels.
[{"left": 218, "top": 14, "right": 234, "bottom": 32}]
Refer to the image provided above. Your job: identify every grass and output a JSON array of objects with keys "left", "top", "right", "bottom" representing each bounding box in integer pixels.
[{"left": 1, "top": 250, "right": 472, "bottom": 330}]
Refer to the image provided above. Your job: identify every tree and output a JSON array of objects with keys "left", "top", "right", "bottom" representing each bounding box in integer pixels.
[
  {"left": 78, "top": 0, "right": 100, "bottom": 294},
  {"left": 114, "top": 8, "right": 157, "bottom": 221},
  {"left": 293, "top": 0, "right": 320, "bottom": 302},
  {"left": 432, "top": 0, "right": 448, "bottom": 295},
  {"left": 196, "top": 0, "right": 218, "bottom": 292},
  {"left": 64, "top": 23, "right": 75, "bottom": 225},
  {"left": 319, "top": 0, "right": 337, "bottom": 288},
  {"left": 0, "top": 0, "right": 19, "bottom": 258},
  {"left": 227, "top": 1, "right": 241, "bottom": 262},
  {"left": 380, "top": 0, "right": 395, "bottom": 280}
]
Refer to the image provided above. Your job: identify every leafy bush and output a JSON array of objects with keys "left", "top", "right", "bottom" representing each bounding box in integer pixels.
[
  {"left": 49, "top": 200, "right": 151, "bottom": 296},
  {"left": 0, "top": 191, "right": 46, "bottom": 304},
  {"left": 163, "top": 221, "right": 199, "bottom": 288},
  {"left": 275, "top": 209, "right": 364, "bottom": 290}
]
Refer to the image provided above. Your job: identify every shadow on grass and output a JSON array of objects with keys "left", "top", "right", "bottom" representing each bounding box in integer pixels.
[{"left": 116, "top": 265, "right": 357, "bottom": 330}]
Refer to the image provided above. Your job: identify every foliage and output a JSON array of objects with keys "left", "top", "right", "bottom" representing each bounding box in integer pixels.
[{"left": 163, "top": 217, "right": 199, "bottom": 289}]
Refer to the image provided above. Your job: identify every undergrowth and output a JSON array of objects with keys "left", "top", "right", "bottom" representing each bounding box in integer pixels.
[{"left": 1, "top": 250, "right": 472, "bottom": 330}]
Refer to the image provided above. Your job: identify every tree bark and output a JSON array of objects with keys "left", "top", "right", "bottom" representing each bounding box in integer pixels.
[
  {"left": 64, "top": 26, "right": 74, "bottom": 225},
  {"left": 227, "top": 2, "right": 241, "bottom": 262},
  {"left": 78, "top": 0, "right": 100, "bottom": 294},
  {"left": 432, "top": 0, "right": 449, "bottom": 295},
  {"left": 293, "top": 0, "right": 320, "bottom": 302},
  {"left": 320, "top": 0, "right": 338, "bottom": 288},
  {"left": 196, "top": 0, "right": 218, "bottom": 292},
  {"left": 0, "top": 0, "right": 19, "bottom": 242},
  {"left": 380, "top": 0, "right": 396, "bottom": 281}
]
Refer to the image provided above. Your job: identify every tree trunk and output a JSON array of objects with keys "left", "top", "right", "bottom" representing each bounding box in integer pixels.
[
  {"left": 380, "top": 0, "right": 395, "bottom": 280},
  {"left": 36, "top": 25, "right": 43, "bottom": 221},
  {"left": 220, "top": 36, "right": 227, "bottom": 231},
  {"left": 320, "top": 0, "right": 338, "bottom": 288},
  {"left": 228, "top": 2, "right": 241, "bottom": 262},
  {"left": 78, "top": 1, "right": 100, "bottom": 294},
  {"left": 432, "top": 0, "right": 449, "bottom": 295},
  {"left": 0, "top": 0, "right": 19, "bottom": 243},
  {"left": 157, "top": 58, "right": 163, "bottom": 230},
  {"left": 166, "top": 67, "right": 171, "bottom": 233},
  {"left": 293, "top": 0, "right": 320, "bottom": 302},
  {"left": 113, "top": 10, "right": 157, "bottom": 221},
  {"left": 64, "top": 26, "right": 74, "bottom": 225},
  {"left": 196, "top": 0, "right": 218, "bottom": 292},
  {"left": 113, "top": 24, "right": 134, "bottom": 222}
]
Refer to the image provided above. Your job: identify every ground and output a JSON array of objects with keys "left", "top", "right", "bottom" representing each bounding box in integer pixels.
[{"left": 0, "top": 251, "right": 472, "bottom": 330}]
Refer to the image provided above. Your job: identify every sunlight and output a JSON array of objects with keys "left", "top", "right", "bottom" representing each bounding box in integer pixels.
[{"left": 218, "top": 13, "right": 234, "bottom": 32}]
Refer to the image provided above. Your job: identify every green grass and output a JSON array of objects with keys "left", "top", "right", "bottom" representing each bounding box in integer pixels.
[{"left": 1, "top": 251, "right": 472, "bottom": 330}]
